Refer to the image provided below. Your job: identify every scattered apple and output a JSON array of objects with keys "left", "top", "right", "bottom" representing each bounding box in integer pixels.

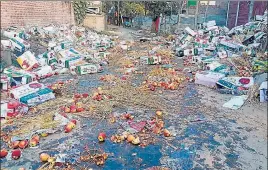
[
  {"left": 64, "top": 107, "right": 70, "bottom": 113},
  {"left": 98, "top": 132, "right": 106, "bottom": 142},
  {"left": 93, "top": 92, "right": 99, "bottom": 97},
  {"left": 156, "top": 110, "right": 162, "bottom": 117},
  {"left": 132, "top": 137, "right": 140, "bottom": 145},
  {"left": 18, "top": 168, "right": 26, "bottom": 170},
  {"left": 127, "top": 135, "right": 135, "bottom": 143},
  {"left": 11, "top": 141, "right": 20, "bottom": 149},
  {"left": 40, "top": 153, "right": 50, "bottom": 162},
  {"left": 76, "top": 108, "right": 84, "bottom": 112},
  {"left": 70, "top": 104, "right": 76, "bottom": 110},
  {"left": 64, "top": 125, "right": 72, "bottom": 133},
  {"left": 18, "top": 140, "right": 28, "bottom": 149},
  {"left": 76, "top": 102, "right": 82, "bottom": 108},
  {"left": 96, "top": 95, "right": 102, "bottom": 101},
  {"left": 152, "top": 127, "right": 161, "bottom": 134},
  {"left": 40, "top": 133, "right": 48, "bottom": 137},
  {"left": 150, "top": 86, "right": 156, "bottom": 91},
  {"left": 31, "top": 135, "right": 40, "bottom": 143},
  {"left": 163, "top": 129, "right": 171, "bottom": 137},
  {"left": 156, "top": 120, "right": 164, "bottom": 128},
  {"left": 0, "top": 149, "right": 8, "bottom": 158},
  {"left": 70, "top": 108, "right": 77, "bottom": 113},
  {"left": 11, "top": 149, "right": 21, "bottom": 160},
  {"left": 124, "top": 113, "right": 131, "bottom": 119},
  {"left": 74, "top": 94, "right": 81, "bottom": 98},
  {"left": 70, "top": 119, "right": 77, "bottom": 125},
  {"left": 30, "top": 139, "right": 38, "bottom": 147},
  {"left": 82, "top": 93, "right": 89, "bottom": 98},
  {"left": 68, "top": 122, "right": 76, "bottom": 129}
]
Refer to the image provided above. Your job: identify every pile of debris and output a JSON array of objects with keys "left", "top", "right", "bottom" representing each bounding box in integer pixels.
[
  {"left": 1, "top": 24, "right": 116, "bottom": 106},
  {"left": 0, "top": 24, "right": 117, "bottom": 167},
  {"left": 172, "top": 12, "right": 267, "bottom": 107}
]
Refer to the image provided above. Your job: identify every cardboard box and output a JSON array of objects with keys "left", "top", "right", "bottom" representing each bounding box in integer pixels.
[
  {"left": 140, "top": 56, "right": 162, "bottom": 65},
  {"left": 3, "top": 66, "right": 36, "bottom": 87},
  {"left": 76, "top": 63, "right": 101, "bottom": 75},
  {"left": 195, "top": 71, "right": 225, "bottom": 88},
  {"left": 32, "top": 65, "right": 54, "bottom": 79},
  {"left": 0, "top": 74, "right": 9, "bottom": 91},
  {"left": 10, "top": 37, "right": 30, "bottom": 56},
  {"left": 57, "top": 49, "right": 83, "bottom": 68},
  {"left": 10, "top": 81, "right": 55, "bottom": 106},
  {"left": 1, "top": 99, "right": 28, "bottom": 118},
  {"left": 16, "top": 51, "right": 39, "bottom": 70}
]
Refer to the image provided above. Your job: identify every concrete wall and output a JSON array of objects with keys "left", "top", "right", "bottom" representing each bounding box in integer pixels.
[
  {"left": 83, "top": 14, "right": 106, "bottom": 31},
  {"left": 0, "top": 1, "right": 75, "bottom": 28}
]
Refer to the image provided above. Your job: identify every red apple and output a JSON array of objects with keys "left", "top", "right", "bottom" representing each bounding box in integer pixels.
[
  {"left": 163, "top": 129, "right": 171, "bottom": 137},
  {"left": 64, "top": 124, "right": 73, "bottom": 133},
  {"left": 70, "top": 108, "right": 77, "bottom": 113},
  {"left": 74, "top": 94, "right": 81, "bottom": 98},
  {"left": 124, "top": 113, "right": 131, "bottom": 119},
  {"left": 70, "top": 105, "right": 76, "bottom": 110},
  {"left": 150, "top": 86, "right": 156, "bottom": 91},
  {"left": 68, "top": 122, "right": 76, "bottom": 129},
  {"left": 18, "top": 140, "right": 28, "bottom": 149},
  {"left": 30, "top": 139, "right": 38, "bottom": 147},
  {"left": 70, "top": 119, "right": 77, "bottom": 125},
  {"left": 76, "top": 108, "right": 84, "bottom": 112},
  {"left": 0, "top": 149, "right": 8, "bottom": 158},
  {"left": 98, "top": 132, "right": 106, "bottom": 142},
  {"left": 11, "top": 141, "right": 20, "bottom": 149},
  {"left": 31, "top": 135, "right": 40, "bottom": 143},
  {"left": 96, "top": 95, "right": 102, "bottom": 101},
  {"left": 11, "top": 149, "right": 21, "bottom": 160},
  {"left": 82, "top": 93, "right": 89, "bottom": 98}
]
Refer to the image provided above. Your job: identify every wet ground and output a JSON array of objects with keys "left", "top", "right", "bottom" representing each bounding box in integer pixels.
[{"left": 1, "top": 27, "right": 267, "bottom": 170}]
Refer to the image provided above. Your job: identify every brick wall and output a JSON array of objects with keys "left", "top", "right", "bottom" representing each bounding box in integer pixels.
[{"left": 0, "top": 1, "right": 75, "bottom": 28}]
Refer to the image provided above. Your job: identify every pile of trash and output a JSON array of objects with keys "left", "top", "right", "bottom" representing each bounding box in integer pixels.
[
  {"left": 1, "top": 24, "right": 116, "bottom": 114},
  {"left": 172, "top": 13, "right": 267, "bottom": 107},
  {"left": 0, "top": 24, "right": 119, "bottom": 168}
]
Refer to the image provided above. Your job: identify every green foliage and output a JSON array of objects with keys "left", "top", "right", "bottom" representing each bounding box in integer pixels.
[
  {"left": 73, "top": 1, "right": 88, "bottom": 25},
  {"left": 121, "top": 2, "right": 145, "bottom": 18}
]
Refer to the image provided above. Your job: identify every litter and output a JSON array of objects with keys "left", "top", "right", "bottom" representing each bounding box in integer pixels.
[
  {"left": 223, "top": 95, "right": 248, "bottom": 110},
  {"left": 195, "top": 71, "right": 225, "bottom": 88}
]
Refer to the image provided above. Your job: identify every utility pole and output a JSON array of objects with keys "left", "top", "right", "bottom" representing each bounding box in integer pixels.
[
  {"left": 226, "top": 1, "right": 230, "bottom": 27},
  {"left": 204, "top": 0, "right": 210, "bottom": 22},
  {"left": 235, "top": 1, "right": 240, "bottom": 27},
  {"left": 194, "top": 0, "right": 199, "bottom": 29}
]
